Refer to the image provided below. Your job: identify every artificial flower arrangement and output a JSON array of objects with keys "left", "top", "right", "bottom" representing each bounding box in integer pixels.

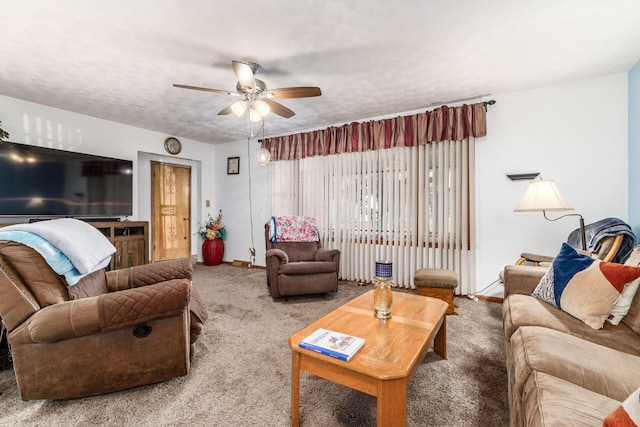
[
  {"left": 198, "top": 210, "right": 227, "bottom": 241},
  {"left": 0, "top": 121, "right": 9, "bottom": 141}
]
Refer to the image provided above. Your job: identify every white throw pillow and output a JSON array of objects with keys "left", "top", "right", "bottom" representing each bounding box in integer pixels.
[{"left": 607, "top": 278, "right": 640, "bottom": 325}]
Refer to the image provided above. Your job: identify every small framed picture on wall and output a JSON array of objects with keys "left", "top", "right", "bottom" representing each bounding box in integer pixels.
[{"left": 227, "top": 156, "right": 240, "bottom": 175}]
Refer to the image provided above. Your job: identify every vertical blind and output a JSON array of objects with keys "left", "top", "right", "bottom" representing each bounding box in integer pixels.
[{"left": 269, "top": 137, "right": 476, "bottom": 294}]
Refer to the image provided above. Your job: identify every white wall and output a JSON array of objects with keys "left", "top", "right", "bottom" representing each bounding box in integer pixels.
[
  {"left": 0, "top": 95, "right": 218, "bottom": 261},
  {"left": 475, "top": 73, "right": 629, "bottom": 295},
  {"left": 212, "top": 137, "right": 270, "bottom": 266}
]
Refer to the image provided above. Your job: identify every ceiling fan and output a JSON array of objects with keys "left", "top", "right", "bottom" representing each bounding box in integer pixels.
[{"left": 173, "top": 60, "right": 321, "bottom": 121}]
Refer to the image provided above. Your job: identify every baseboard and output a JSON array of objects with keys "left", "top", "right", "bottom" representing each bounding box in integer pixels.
[
  {"left": 231, "top": 259, "right": 250, "bottom": 267},
  {"left": 230, "top": 260, "right": 266, "bottom": 269},
  {"left": 474, "top": 295, "right": 503, "bottom": 304}
]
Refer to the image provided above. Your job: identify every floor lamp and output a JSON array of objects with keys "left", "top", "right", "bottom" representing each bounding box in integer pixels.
[{"left": 513, "top": 179, "right": 586, "bottom": 250}]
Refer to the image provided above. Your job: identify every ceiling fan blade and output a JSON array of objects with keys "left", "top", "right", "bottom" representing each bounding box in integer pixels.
[
  {"left": 266, "top": 86, "right": 322, "bottom": 99},
  {"left": 173, "top": 84, "right": 239, "bottom": 96},
  {"left": 232, "top": 60, "right": 256, "bottom": 92},
  {"left": 264, "top": 99, "right": 295, "bottom": 118},
  {"left": 217, "top": 105, "right": 234, "bottom": 115}
]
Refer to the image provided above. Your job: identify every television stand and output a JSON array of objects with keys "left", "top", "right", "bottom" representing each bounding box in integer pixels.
[
  {"left": 81, "top": 217, "right": 122, "bottom": 223},
  {"left": 3, "top": 220, "right": 148, "bottom": 271},
  {"left": 90, "top": 221, "right": 148, "bottom": 270},
  {"left": 28, "top": 217, "right": 123, "bottom": 223}
]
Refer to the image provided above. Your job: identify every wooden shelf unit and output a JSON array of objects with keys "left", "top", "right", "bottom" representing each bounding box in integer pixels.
[{"left": 90, "top": 221, "right": 149, "bottom": 270}]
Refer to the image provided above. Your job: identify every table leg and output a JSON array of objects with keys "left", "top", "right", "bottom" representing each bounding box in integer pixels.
[
  {"left": 377, "top": 378, "right": 406, "bottom": 427},
  {"left": 291, "top": 351, "right": 301, "bottom": 427},
  {"left": 434, "top": 316, "right": 447, "bottom": 359}
]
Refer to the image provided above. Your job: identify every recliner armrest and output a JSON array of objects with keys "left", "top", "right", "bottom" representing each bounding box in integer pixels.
[
  {"left": 26, "top": 281, "right": 189, "bottom": 343},
  {"left": 106, "top": 258, "right": 192, "bottom": 292},
  {"left": 27, "top": 297, "right": 101, "bottom": 343},
  {"left": 99, "top": 280, "right": 189, "bottom": 332},
  {"left": 266, "top": 249, "right": 288, "bottom": 264}
]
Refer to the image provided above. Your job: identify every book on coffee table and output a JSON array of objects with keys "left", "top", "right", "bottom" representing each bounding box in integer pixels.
[{"left": 299, "top": 328, "right": 365, "bottom": 361}]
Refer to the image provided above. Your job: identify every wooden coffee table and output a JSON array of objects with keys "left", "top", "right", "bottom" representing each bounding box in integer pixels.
[{"left": 289, "top": 289, "right": 449, "bottom": 427}]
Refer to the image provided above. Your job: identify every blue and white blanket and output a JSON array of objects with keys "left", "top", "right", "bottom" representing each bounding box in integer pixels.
[
  {"left": 567, "top": 217, "right": 637, "bottom": 264},
  {"left": 0, "top": 218, "right": 116, "bottom": 285}
]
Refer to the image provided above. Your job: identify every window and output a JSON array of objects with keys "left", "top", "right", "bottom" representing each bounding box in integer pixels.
[{"left": 270, "top": 140, "right": 475, "bottom": 291}]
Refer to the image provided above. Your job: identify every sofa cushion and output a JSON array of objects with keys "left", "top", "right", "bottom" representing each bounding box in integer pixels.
[
  {"left": 503, "top": 294, "right": 640, "bottom": 356},
  {"left": 603, "top": 386, "right": 640, "bottom": 426},
  {"left": 68, "top": 269, "right": 108, "bottom": 300},
  {"left": 624, "top": 288, "right": 640, "bottom": 337},
  {"left": 523, "top": 371, "right": 620, "bottom": 427},
  {"left": 531, "top": 243, "right": 640, "bottom": 329},
  {"left": 278, "top": 272, "right": 339, "bottom": 296},
  {"left": 510, "top": 326, "right": 640, "bottom": 403}
]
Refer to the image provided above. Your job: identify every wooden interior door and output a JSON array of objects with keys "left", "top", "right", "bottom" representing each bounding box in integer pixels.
[{"left": 151, "top": 161, "right": 191, "bottom": 261}]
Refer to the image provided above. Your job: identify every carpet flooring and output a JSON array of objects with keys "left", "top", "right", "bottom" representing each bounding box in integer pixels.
[{"left": 0, "top": 264, "right": 508, "bottom": 426}]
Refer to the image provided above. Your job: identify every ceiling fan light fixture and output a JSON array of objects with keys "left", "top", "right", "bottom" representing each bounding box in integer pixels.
[
  {"left": 249, "top": 108, "right": 263, "bottom": 122},
  {"left": 231, "top": 100, "right": 247, "bottom": 117},
  {"left": 174, "top": 60, "right": 321, "bottom": 124},
  {"left": 257, "top": 147, "right": 271, "bottom": 165},
  {"left": 254, "top": 100, "right": 270, "bottom": 117}
]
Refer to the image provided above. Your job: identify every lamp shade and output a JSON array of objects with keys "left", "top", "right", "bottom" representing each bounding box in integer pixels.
[
  {"left": 514, "top": 180, "right": 573, "bottom": 212},
  {"left": 256, "top": 147, "right": 270, "bottom": 165},
  {"left": 249, "top": 108, "right": 263, "bottom": 122},
  {"left": 254, "top": 100, "right": 270, "bottom": 117},
  {"left": 231, "top": 101, "right": 247, "bottom": 117}
]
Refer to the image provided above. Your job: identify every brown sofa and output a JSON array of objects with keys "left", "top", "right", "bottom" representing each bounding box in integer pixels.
[
  {"left": 264, "top": 223, "right": 340, "bottom": 298},
  {"left": 0, "top": 241, "right": 208, "bottom": 400},
  {"left": 502, "top": 249, "right": 640, "bottom": 426}
]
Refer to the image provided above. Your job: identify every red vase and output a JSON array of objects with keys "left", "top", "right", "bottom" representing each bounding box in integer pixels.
[{"left": 202, "top": 238, "right": 224, "bottom": 266}]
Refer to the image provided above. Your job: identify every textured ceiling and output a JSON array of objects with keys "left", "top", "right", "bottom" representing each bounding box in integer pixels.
[{"left": 1, "top": 0, "right": 640, "bottom": 144}]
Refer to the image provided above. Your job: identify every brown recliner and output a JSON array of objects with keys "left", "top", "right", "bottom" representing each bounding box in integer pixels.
[
  {"left": 0, "top": 241, "right": 208, "bottom": 400},
  {"left": 265, "top": 223, "right": 340, "bottom": 298}
]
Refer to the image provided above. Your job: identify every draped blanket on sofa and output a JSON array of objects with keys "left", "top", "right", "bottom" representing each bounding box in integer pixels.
[
  {"left": 268, "top": 215, "right": 320, "bottom": 243},
  {"left": 0, "top": 218, "right": 115, "bottom": 285}
]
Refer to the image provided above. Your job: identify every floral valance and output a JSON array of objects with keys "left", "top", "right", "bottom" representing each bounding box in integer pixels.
[{"left": 263, "top": 102, "right": 487, "bottom": 161}]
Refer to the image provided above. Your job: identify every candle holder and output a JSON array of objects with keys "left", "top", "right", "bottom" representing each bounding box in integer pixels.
[{"left": 373, "top": 261, "right": 393, "bottom": 319}]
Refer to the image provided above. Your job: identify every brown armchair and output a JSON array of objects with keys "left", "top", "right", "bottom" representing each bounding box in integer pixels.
[
  {"left": 265, "top": 223, "right": 340, "bottom": 298},
  {"left": 0, "top": 241, "right": 207, "bottom": 400}
]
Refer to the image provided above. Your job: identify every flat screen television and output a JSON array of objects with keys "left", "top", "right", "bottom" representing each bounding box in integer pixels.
[{"left": 0, "top": 141, "right": 133, "bottom": 218}]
